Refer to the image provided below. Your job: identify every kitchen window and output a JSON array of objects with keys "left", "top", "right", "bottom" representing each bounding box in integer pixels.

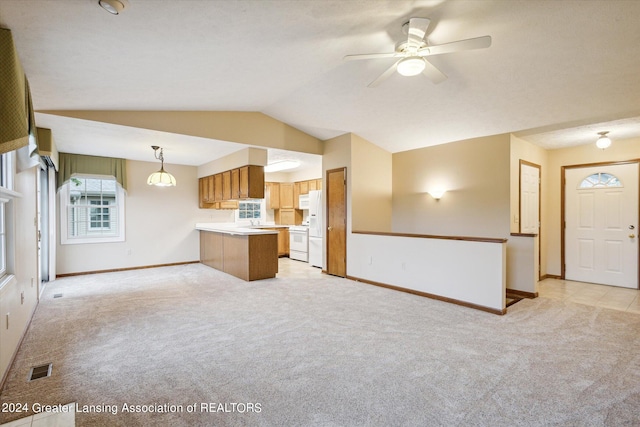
[
  {"left": 60, "top": 175, "right": 125, "bottom": 244},
  {"left": 235, "top": 199, "right": 265, "bottom": 223}
]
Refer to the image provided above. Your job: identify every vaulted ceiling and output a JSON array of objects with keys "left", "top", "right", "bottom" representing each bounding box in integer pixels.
[{"left": 1, "top": 0, "right": 639, "bottom": 166}]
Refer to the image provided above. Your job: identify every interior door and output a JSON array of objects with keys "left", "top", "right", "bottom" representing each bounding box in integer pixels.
[
  {"left": 520, "top": 161, "right": 540, "bottom": 234},
  {"left": 326, "top": 168, "right": 346, "bottom": 277},
  {"left": 565, "top": 163, "right": 638, "bottom": 288}
]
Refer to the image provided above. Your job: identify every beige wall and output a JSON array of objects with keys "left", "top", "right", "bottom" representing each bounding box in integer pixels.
[
  {"left": 198, "top": 147, "right": 268, "bottom": 177},
  {"left": 543, "top": 136, "right": 640, "bottom": 276},
  {"left": 351, "top": 133, "right": 392, "bottom": 232},
  {"left": 322, "top": 133, "right": 352, "bottom": 270},
  {"left": 392, "top": 134, "right": 511, "bottom": 238},
  {"left": 56, "top": 160, "right": 203, "bottom": 275},
  {"left": 42, "top": 111, "right": 323, "bottom": 155},
  {"left": 510, "top": 134, "right": 548, "bottom": 276}
]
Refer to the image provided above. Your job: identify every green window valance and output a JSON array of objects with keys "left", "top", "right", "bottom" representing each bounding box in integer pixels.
[
  {"left": 0, "top": 28, "right": 32, "bottom": 155},
  {"left": 58, "top": 153, "right": 127, "bottom": 190}
]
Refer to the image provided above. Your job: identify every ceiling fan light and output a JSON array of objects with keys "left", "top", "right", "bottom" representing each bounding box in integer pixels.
[
  {"left": 596, "top": 131, "right": 611, "bottom": 149},
  {"left": 397, "top": 57, "right": 426, "bottom": 77}
]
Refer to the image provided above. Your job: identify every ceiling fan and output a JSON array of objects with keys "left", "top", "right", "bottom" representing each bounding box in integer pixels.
[{"left": 344, "top": 17, "right": 491, "bottom": 87}]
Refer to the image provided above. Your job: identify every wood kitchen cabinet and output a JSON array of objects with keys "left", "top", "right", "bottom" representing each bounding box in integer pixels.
[
  {"left": 275, "top": 208, "right": 302, "bottom": 225},
  {"left": 293, "top": 182, "right": 300, "bottom": 209},
  {"left": 207, "top": 175, "right": 215, "bottom": 202},
  {"left": 260, "top": 227, "right": 289, "bottom": 256},
  {"left": 279, "top": 183, "right": 295, "bottom": 209},
  {"left": 266, "top": 182, "right": 280, "bottom": 209},
  {"left": 199, "top": 230, "right": 278, "bottom": 281},
  {"left": 309, "top": 179, "right": 319, "bottom": 191},
  {"left": 299, "top": 180, "right": 309, "bottom": 195},
  {"left": 239, "top": 165, "right": 264, "bottom": 199},
  {"left": 231, "top": 168, "right": 240, "bottom": 200},
  {"left": 199, "top": 178, "right": 208, "bottom": 208},
  {"left": 214, "top": 173, "right": 223, "bottom": 201},
  {"left": 222, "top": 170, "right": 232, "bottom": 200}
]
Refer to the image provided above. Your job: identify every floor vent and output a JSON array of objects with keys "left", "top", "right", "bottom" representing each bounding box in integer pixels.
[
  {"left": 53, "top": 293, "right": 63, "bottom": 298},
  {"left": 28, "top": 363, "right": 52, "bottom": 381}
]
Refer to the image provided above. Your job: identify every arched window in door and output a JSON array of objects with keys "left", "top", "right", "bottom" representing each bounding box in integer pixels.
[{"left": 578, "top": 172, "right": 622, "bottom": 189}]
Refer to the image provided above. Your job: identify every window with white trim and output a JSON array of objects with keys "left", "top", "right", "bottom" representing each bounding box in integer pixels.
[
  {"left": 60, "top": 175, "right": 125, "bottom": 244},
  {"left": 235, "top": 199, "right": 265, "bottom": 224},
  {"left": 0, "top": 198, "right": 6, "bottom": 278},
  {"left": 0, "top": 151, "right": 14, "bottom": 279}
]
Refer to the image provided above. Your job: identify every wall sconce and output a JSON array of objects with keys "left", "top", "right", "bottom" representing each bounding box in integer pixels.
[
  {"left": 147, "top": 146, "right": 177, "bottom": 187},
  {"left": 428, "top": 189, "right": 446, "bottom": 200}
]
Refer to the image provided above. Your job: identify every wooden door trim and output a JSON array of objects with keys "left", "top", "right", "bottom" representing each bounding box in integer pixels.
[
  {"left": 519, "top": 160, "right": 542, "bottom": 279},
  {"left": 561, "top": 159, "right": 640, "bottom": 288},
  {"left": 326, "top": 167, "right": 347, "bottom": 277}
]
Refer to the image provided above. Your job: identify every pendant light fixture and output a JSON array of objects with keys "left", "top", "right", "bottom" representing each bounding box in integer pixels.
[
  {"left": 147, "top": 146, "right": 176, "bottom": 187},
  {"left": 595, "top": 131, "right": 611, "bottom": 150}
]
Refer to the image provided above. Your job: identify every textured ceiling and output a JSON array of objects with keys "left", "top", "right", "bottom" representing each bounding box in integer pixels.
[{"left": 1, "top": 0, "right": 640, "bottom": 165}]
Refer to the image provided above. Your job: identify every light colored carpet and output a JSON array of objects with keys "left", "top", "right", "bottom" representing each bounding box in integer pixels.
[{"left": 1, "top": 262, "right": 640, "bottom": 426}]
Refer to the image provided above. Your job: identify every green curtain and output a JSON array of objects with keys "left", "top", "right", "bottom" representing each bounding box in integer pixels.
[
  {"left": 58, "top": 153, "right": 127, "bottom": 190},
  {"left": 0, "top": 28, "right": 30, "bottom": 155}
]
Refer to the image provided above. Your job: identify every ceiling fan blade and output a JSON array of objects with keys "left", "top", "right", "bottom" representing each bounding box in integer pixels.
[
  {"left": 343, "top": 52, "right": 399, "bottom": 61},
  {"left": 368, "top": 60, "right": 401, "bottom": 87},
  {"left": 407, "top": 17, "right": 431, "bottom": 46},
  {"left": 419, "top": 35, "right": 492, "bottom": 57},
  {"left": 422, "top": 59, "right": 447, "bottom": 84}
]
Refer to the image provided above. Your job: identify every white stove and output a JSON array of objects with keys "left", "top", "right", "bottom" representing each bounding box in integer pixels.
[{"left": 289, "top": 226, "right": 309, "bottom": 262}]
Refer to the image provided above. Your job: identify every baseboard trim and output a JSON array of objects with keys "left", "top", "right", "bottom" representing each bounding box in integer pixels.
[
  {"left": 0, "top": 299, "right": 39, "bottom": 392},
  {"left": 346, "top": 275, "right": 506, "bottom": 315},
  {"left": 540, "top": 274, "right": 562, "bottom": 280},
  {"left": 57, "top": 261, "right": 200, "bottom": 278},
  {"left": 506, "top": 288, "right": 538, "bottom": 299}
]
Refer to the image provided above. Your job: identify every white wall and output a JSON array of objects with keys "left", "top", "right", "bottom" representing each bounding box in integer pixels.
[
  {"left": 56, "top": 160, "right": 202, "bottom": 275},
  {"left": 1, "top": 165, "right": 39, "bottom": 384},
  {"left": 348, "top": 233, "right": 506, "bottom": 313}
]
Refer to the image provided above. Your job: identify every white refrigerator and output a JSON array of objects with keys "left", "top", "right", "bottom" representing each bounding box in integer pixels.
[{"left": 308, "top": 190, "right": 323, "bottom": 268}]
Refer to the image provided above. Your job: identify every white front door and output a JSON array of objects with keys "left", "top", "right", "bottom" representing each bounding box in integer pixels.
[{"left": 565, "top": 163, "right": 638, "bottom": 288}]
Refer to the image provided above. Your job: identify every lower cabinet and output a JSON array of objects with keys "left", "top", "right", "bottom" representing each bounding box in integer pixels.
[
  {"left": 260, "top": 227, "right": 289, "bottom": 257},
  {"left": 199, "top": 231, "right": 278, "bottom": 281}
]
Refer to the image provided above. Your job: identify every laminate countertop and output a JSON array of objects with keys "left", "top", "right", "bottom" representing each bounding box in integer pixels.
[{"left": 195, "top": 223, "right": 280, "bottom": 235}]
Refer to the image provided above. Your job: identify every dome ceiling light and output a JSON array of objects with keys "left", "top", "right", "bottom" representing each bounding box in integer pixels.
[{"left": 98, "top": 0, "right": 129, "bottom": 15}]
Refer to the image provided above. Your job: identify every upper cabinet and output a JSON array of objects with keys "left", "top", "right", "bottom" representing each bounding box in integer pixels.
[
  {"left": 279, "top": 183, "right": 295, "bottom": 209},
  {"left": 297, "top": 178, "right": 322, "bottom": 195},
  {"left": 199, "top": 165, "right": 264, "bottom": 209},
  {"left": 265, "top": 182, "right": 280, "bottom": 209},
  {"left": 239, "top": 165, "right": 264, "bottom": 199}
]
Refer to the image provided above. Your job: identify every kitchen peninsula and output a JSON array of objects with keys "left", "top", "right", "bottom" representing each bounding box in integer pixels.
[{"left": 196, "top": 224, "right": 279, "bottom": 281}]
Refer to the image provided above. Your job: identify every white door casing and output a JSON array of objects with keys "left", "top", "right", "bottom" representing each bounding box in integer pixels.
[
  {"left": 565, "top": 163, "right": 638, "bottom": 288},
  {"left": 520, "top": 162, "right": 540, "bottom": 234}
]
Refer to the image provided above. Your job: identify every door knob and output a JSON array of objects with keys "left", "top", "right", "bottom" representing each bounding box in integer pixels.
[
  {"left": 328, "top": 226, "right": 333, "bottom": 231},
  {"left": 629, "top": 234, "right": 636, "bottom": 239}
]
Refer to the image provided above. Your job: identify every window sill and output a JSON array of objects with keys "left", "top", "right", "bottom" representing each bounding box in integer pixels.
[
  {"left": 0, "top": 187, "right": 22, "bottom": 200},
  {"left": 0, "top": 274, "right": 16, "bottom": 292}
]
